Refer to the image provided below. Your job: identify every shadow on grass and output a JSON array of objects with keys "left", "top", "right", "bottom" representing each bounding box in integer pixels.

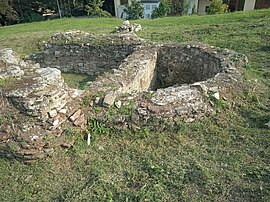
[{"left": 239, "top": 106, "right": 270, "bottom": 129}]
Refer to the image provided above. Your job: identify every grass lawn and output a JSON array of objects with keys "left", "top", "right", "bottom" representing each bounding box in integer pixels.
[{"left": 0, "top": 9, "right": 270, "bottom": 201}]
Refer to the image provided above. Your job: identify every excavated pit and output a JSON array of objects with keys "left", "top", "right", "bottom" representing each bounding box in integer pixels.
[
  {"left": 31, "top": 44, "right": 137, "bottom": 84},
  {"left": 32, "top": 44, "right": 224, "bottom": 93},
  {"left": 152, "top": 45, "right": 221, "bottom": 90}
]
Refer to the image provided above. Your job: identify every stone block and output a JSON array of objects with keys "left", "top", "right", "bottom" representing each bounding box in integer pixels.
[
  {"left": 69, "top": 109, "right": 81, "bottom": 122},
  {"left": 103, "top": 93, "right": 116, "bottom": 108}
]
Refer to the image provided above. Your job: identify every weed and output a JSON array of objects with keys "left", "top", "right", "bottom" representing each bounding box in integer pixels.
[
  {"left": 0, "top": 77, "right": 15, "bottom": 88},
  {"left": 137, "top": 128, "right": 150, "bottom": 139},
  {"left": 0, "top": 115, "right": 3, "bottom": 125},
  {"left": 63, "top": 127, "right": 87, "bottom": 156},
  {"left": 0, "top": 112, "right": 14, "bottom": 125},
  {"left": 87, "top": 118, "right": 110, "bottom": 143},
  {"left": 119, "top": 101, "right": 136, "bottom": 116},
  {"left": 209, "top": 96, "right": 226, "bottom": 109}
]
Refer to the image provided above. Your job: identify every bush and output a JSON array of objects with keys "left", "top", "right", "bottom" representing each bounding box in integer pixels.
[
  {"left": 28, "top": 12, "right": 44, "bottom": 22},
  {"left": 151, "top": 0, "right": 171, "bottom": 19},
  {"left": 124, "top": 0, "right": 144, "bottom": 20},
  {"left": 85, "top": 0, "right": 111, "bottom": 17},
  {"left": 207, "top": 0, "right": 227, "bottom": 15}
]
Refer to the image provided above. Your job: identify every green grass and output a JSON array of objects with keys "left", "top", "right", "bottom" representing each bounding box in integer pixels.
[
  {"left": 0, "top": 9, "right": 270, "bottom": 201},
  {"left": 62, "top": 73, "right": 95, "bottom": 90}
]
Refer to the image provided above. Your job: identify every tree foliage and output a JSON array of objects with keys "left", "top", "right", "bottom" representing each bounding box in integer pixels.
[
  {"left": 85, "top": 0, "right": 111, "bottom": 17},
  {"left": 207, "top": 0, "right": 227, "bottom": 15},
  {"left": 171, "top": 0, "right": 189, "bottom": 16},
  {"left": 0, "top": 0, "right": 113, "bottom": 25},
  {"left": 151, "top": 0, "right": 171, "bottom": 19},
  {"left": 0, "top": 0, "right": 18, "bottom": 26},
  {"left": 124, "top": 0, "right": 144, "bottom": 20}
]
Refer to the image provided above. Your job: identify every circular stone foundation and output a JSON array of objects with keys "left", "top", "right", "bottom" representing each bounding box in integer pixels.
[
  {"left": 153, "top": 44, "right": 222, "bottom": 90},
  {"left": 137, "top": 43, "right": 247, "bottom": 122}
]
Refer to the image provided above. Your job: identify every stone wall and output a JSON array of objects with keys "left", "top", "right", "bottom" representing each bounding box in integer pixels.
[
  {"left": 83, "top": 47, "right": 158, "bottom": 107},
  {"left": 115, "top": 47, "right": 157, "bottom": 94},
  {"left": 31, "top": 44, "right": 136, "bottom": 76},
  {"left": 155, "top": 44, "right": 221, "bottom": 90},
  {"left": 0, "top": 49, "right": 80, "bottom": 163},
  {"left": 137, "top": 43, "right": 247, "bottom": 122},
  {"left": 0, "top": 31, "right": 248, "bottom": 163}
]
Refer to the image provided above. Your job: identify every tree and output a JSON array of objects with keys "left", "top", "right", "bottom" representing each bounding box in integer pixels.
[
  {"left": 207, "top": 0, "right": 227, "bottom": 15},
  {"left": 0, "top": 0, "right": 18, "bottom": 26},
  {"left": 85, "top": 0, "right": 111, "bottom": 17},
  {"left": 171, "top": 0, "right": 189, "bottom": 16},
  {"left": 13, "top": 0, "right": 45, "bottom": 22},
  {"left": 151, "top": 0, "right": 171, "bottom": 18},
  {"left": 102, "top": 0, "right": 115, "bottom": 16},
  {"left": 179, "top": 0, "right": 189, "bottom": 15},
  {"left": 124, "top": 0, "right": 144, "bottom": 20}
]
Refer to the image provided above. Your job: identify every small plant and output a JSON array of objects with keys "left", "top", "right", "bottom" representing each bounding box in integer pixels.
[
  {"left": 124, "top": 0, "right": 144, "bottom": 20},
  {"left": 82, "top": 95, "right": 93, "bottom": 106},
  {"left": 176, "top": 121, "right": 187, "bottom": 134},
  {"left": 207, "top": 0, "right": 227, "bottom": 15},
  {"left": 0, "top": 77, "right": 15, "bottom": 88},
  {"left": 246, "top": 88, "right": 259, "bottom": 103},
  {"left": 119, "top": 101, "right": 135, "bottom": 115},
  {"left": 64, "top": 128, "right": 87, "bottom": 156},
  {"left": 64, "top": 127, "right": 72, "bottom": 137},
  {"left": 230, "top": 54, "right": 241, "bottom": 62},
  {"left": 87, "top": 118, "right": 110, "bottom": 143},
  {"left": 210, "top": 96, "right": 226, "bottom": 109},
  {"left": 92, "top": 105, "right": 102, "bottom": 113},
  {"left": 0, "top": 114, "right": 3, "bottom": 125},
  {"left": 0, "top": 113, "right": 14, "bottom": 125},
  {"left": 137, "top": 127, "right": 150, "bottom": 139}
]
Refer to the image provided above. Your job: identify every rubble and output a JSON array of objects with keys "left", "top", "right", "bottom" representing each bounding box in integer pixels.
[{"left": 115, "top": 20, "right": 142, "bottom": 33}]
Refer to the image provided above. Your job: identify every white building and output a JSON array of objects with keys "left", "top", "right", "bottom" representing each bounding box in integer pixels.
[
  {"left": 142, "top": 0, "right": 160, "bottom": 18},
  {"left": 189, "top": 0, "right": 270, "bottom": 15},
  {"left": 114, "top": 0, "right": 160, "bottom": 19}
]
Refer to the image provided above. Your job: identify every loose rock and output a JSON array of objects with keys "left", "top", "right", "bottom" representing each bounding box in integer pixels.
[
  {"left": 69, "top": 109, "right": 81, "bottom": 122},
  {"left": 209, "top": 86, "right": 219, "bottom": 93},
  {"left": 48, "top": 109, "right": 58, "bottom": 118},
  {"left": 115, "top": 21, "right": 142, "bottom": 33},
  {"left": 115, "top": 100, "right": 122, "bottom": 108},
  {"left": 103, "top": 93, "right": 116, "bottom": 107},
  {"left": 211, "top": 92, "right": 220, "bottom": 100}
]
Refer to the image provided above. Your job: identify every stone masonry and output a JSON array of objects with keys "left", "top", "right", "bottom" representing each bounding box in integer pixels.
[{"left": 0, "top": 30, "right": 247, "bottom": 162}]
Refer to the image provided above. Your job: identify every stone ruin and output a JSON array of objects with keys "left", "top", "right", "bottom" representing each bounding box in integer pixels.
[
  {"left": 0, "top": 28, "right": 248, "bottom": 163},
  {"left": 115, "top": 20, "right": 142, "bottom": 33}
]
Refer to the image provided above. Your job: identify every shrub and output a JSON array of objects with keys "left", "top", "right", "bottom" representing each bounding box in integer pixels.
[
  {"left": 85, "top": 0, "right": 111, "bottom": 17},
  {"left": 151, "top": 0, "right": 171, "bottom": 18},
  {"left": 207, "top": 0, "right": 227, "bottom": 15},
  {"left": 124, "top": 0, "right": 144, "bottom": 20}
]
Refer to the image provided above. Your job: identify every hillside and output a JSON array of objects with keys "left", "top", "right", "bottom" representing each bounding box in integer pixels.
[{"left": 0, "top": 9, "right": 270, "bottom": 201}]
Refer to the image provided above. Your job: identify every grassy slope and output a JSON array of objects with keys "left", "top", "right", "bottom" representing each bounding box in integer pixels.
[{"left": 0, "top": 10, "right": 270, "bottom": 201}]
